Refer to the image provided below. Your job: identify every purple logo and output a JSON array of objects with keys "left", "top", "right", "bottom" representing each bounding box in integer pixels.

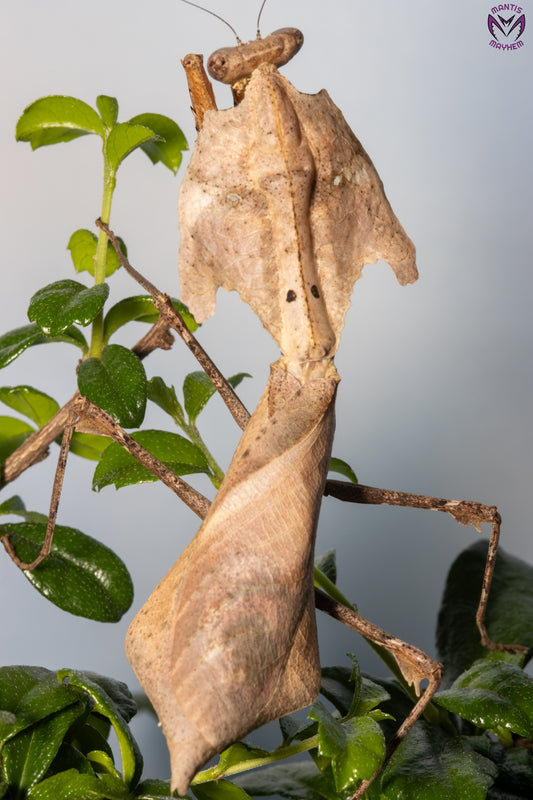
[{"left": 488, "top": 4, "right": 526, "bottom": 50}]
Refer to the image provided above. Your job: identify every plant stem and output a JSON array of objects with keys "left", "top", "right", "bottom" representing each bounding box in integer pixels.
[
  {"left": 89, "top": 155, "right": 116, "bottom": 358},
  {"left": 191, "top": 735, "right": 320, "bottom": 784},
  {"left": 186, "top": 421, "right": 225, "bottom": 488}
]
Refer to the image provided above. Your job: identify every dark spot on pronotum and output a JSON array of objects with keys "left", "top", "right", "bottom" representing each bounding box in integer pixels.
[
  {"left": 311, "top": 284, "right": 320, "bottom": 298},
  {"left": 286, "top": 289, "right": 297, "bottom": 302},
  {"left": 242, "top": 449, "right": 250, "bottom": 458}
]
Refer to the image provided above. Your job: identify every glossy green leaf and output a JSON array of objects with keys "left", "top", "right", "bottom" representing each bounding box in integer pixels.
[
  {"left": 481, "top": 742, "right": 533, "bottom": 799},
  {"left": 70, "top": 672, "right": 137, "bottom": 724},
  {"left": 278, "top": 714, "right": 316, "bottom": 746},
  {"left": 0, "top": 416, "right": 34, "bottom": 461},
  {"left": 96, "top": 95, "right": 119, "bottom": 129},
  {"left": 314, "top": 549, "right": 337, "bottom": 584},
  {"left": 435, "top": 660, "right": 533, "bottom": 740},
  {"left": 184, "top": 371, "right": 251, "bottom": 424},
  {"left": 28, "top": 279, "right": 109, "bottom": 335},
  {"left": 0, "top": 323, "right": 44, "bottom": 367},
  {"left": 103, "top": 295, "right": 198, "bottom": 342},
  {"left": 0, "top": 497, "right": 47, "bottom": 523},
  {"left": 1, "top": 700, "right": 87, "bottom": 790},
  {"left": 92, "top": 429, "right": 209, "bottom": 490},
  {"left": 0, "top": 495, "right": 26, "bottom": 515},
  {"left": 193, "top": 778, "right": 252, "bottom": 800},
  {"left": 27, "top": 770, "right": 129, "bottom": 800},
  {"left": 77, "top": 344, "right": 147, "bottom": 428},
  {"left": 328, "top": 457, "right": 358, "bottom": 484},
  {"left": 0, "top": 521, "right": 133, "bottom": 621},
  {"left": 48, "top": 325, "right": 89, "bottom": 353},
  {"left": 16, "top": 95, "right": 106, "bottom": 149},
  {"left": 133, "top": 778, "right": 173, "bottom": 799},
  {"left": 234, "top": 761, "right": 339, "bottom": 800},
  {"left": 129, "top": 113, "right": 187, "bottom": 174},
  {"left": 105, "top": 123, "right": 161, "bottom": 171},
  {"left": 381, "top": 722, "right": 496, "bottom": 799},
  {"left": 0, "top": 385, "right": 59, "bottom": 427},
  {"left": 437, "top": 542, "right": 533, "bottom": 684},
  {"left": 68, "top": 432, "right": 112, "bottom": 461},
  {"left": 147, "top": 377, "right": 185, "bottom": 426},
  {"left": 214, "top": 742, "right": 269, "bottom": 777},
  {"left": 309, "top": 702, "right": 385, "bottom": 791},
  {"left": 68, "top": 229, "right": 125, "bottom": 278},
  {"left": 320, "top": 660, "right": 360, "bottom": 719},
  {"left": 0, "top": 671, "right": 85, "bottom": 746},
  {"left": 58, "top": 670, "right": 142, "bottom": 787}
]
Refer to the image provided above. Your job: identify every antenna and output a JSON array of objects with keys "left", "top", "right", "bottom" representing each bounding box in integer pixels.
[
  {"left": 179, "top": 0, "right": 242, "bottom": 43},
  {"left": 256, "top": 0, "right": 268, "bottom": 38}
]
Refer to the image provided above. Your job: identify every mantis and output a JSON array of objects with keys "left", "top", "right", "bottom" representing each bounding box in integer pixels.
[{"left": 125, "top": 10, "right": 520, "bottom": 799}]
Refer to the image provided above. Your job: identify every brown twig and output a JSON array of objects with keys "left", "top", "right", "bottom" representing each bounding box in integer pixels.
[{"left": 96, "top": 218, "right": 251, "bottom": 431}]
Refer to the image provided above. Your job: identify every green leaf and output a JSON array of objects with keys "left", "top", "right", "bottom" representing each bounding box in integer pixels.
[
  {"left": 105, "top": 123, "right": 161, "bottom": 171},
  {"left": 27, "top": 770, "right": 129, "bottom": 800},
  {"left": 129, "top": 113, "right": 188, "bottom": 174},
  {"left": 28, "top": 280, "right": 109, "bottom": 336},
  {"left": 234, "top": 761, "right": 339, "bottom": 800},
  {"left": 49, "top": 325, "right": 89, "bottom": 353},
  {"left": 57, "top": 670, "right": 142, "bottom": 787},
  {"left": 435, "top": 660, "right": 533, "bottom": 741},
  {"left": 183, "top": 371, "right": 216, "bottom": 423},
  {"left": 0, "top": 323, "right": 44, "bottom": 367},
  {"left": 328, "top": 457, "right": 358, "bottom": 484},
  {"left": 1, "top": 701, "right": 87, "bottom": 790},
  {"left": 147, "top": 377, "right": 185, "bottom": 425},
  {"left": 381, "top": 722, "right": 496, "bottom": 799},
  {"left": 0, "top": 671, "right": 84, "bottom": 743},
  {"left": 314, "top": 549, "right": 337, "bottom": 585},
  {"left": 309, "top": 702, "right": 385, "bottom": 792},
  {"left": 133, "top": 778, "right": 173, "bottom": 799},
  {"left": 92, "top": 430, "right": 209, "bottom": 490},
  {"left": 0, "top": 495, "right": 26, "bottom": 515},
  {"left": 0, "top": 385, "right": 59, "bottom": 427},
  {"left": 77, "top": 344, "right": 147, "bottom": 428},
  {"left": 96, "top": 95, "right": 119, "bottom": 129},
  {"left": 437, "top": 542, "right": 533, "bottom": 684},
  {"left": 183, "top": 371, "right": 250, "bottom": 424},
  {"left": 481, "top": 742, "right": 533, "bottom": 799},
  {"left": 0, "top": 323, "right": 87, "bottom": 367},
  {"left": 218, "top": 742, "right": 269, "bottom": 773},
  {"left": 16, "top": 95, "right": 106, "bottom": 149},
  {"left": 102, "top": 295, "right": 198, "bottom": 342},
  {"left": 0, "top": 521, "right": 133, "bottom": 621},
  {"left": 68, "top": 229, "right": 125, "bottom": 278},
  {"left": 69, "top": 432, "right": 112, "bottom": 461},
  {"left": 0, "top": 416, "right": 34, "bottom": 461},
  {"left": 193, "top": 779, "right": 252, "bottom": 800}
]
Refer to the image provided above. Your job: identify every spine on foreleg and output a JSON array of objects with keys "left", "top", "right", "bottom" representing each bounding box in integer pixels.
[{"left": 126, "top": 358, "right": 339, "bottom": 794}]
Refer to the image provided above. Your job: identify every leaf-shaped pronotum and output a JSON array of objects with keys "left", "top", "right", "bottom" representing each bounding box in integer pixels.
[{"left": 126, "top": 27, "right": 417, "bottom": 795}]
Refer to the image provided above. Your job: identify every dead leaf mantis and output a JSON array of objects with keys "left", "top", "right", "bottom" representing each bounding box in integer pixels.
[{"left": 125, "top": 7, "right": 522, "bottom": 799}]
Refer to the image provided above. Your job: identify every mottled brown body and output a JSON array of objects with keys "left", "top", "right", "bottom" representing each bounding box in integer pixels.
[
  {"left": 126, "top": 361, "right": 338, "bottom": 793},
  {"left": 126, "top": 26, "right": 417, "bottom": 795}
]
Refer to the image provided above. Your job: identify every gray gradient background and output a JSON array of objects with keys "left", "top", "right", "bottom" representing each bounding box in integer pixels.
[{"left": 1, "top": 0, "right": 532, "bottom": 780}]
